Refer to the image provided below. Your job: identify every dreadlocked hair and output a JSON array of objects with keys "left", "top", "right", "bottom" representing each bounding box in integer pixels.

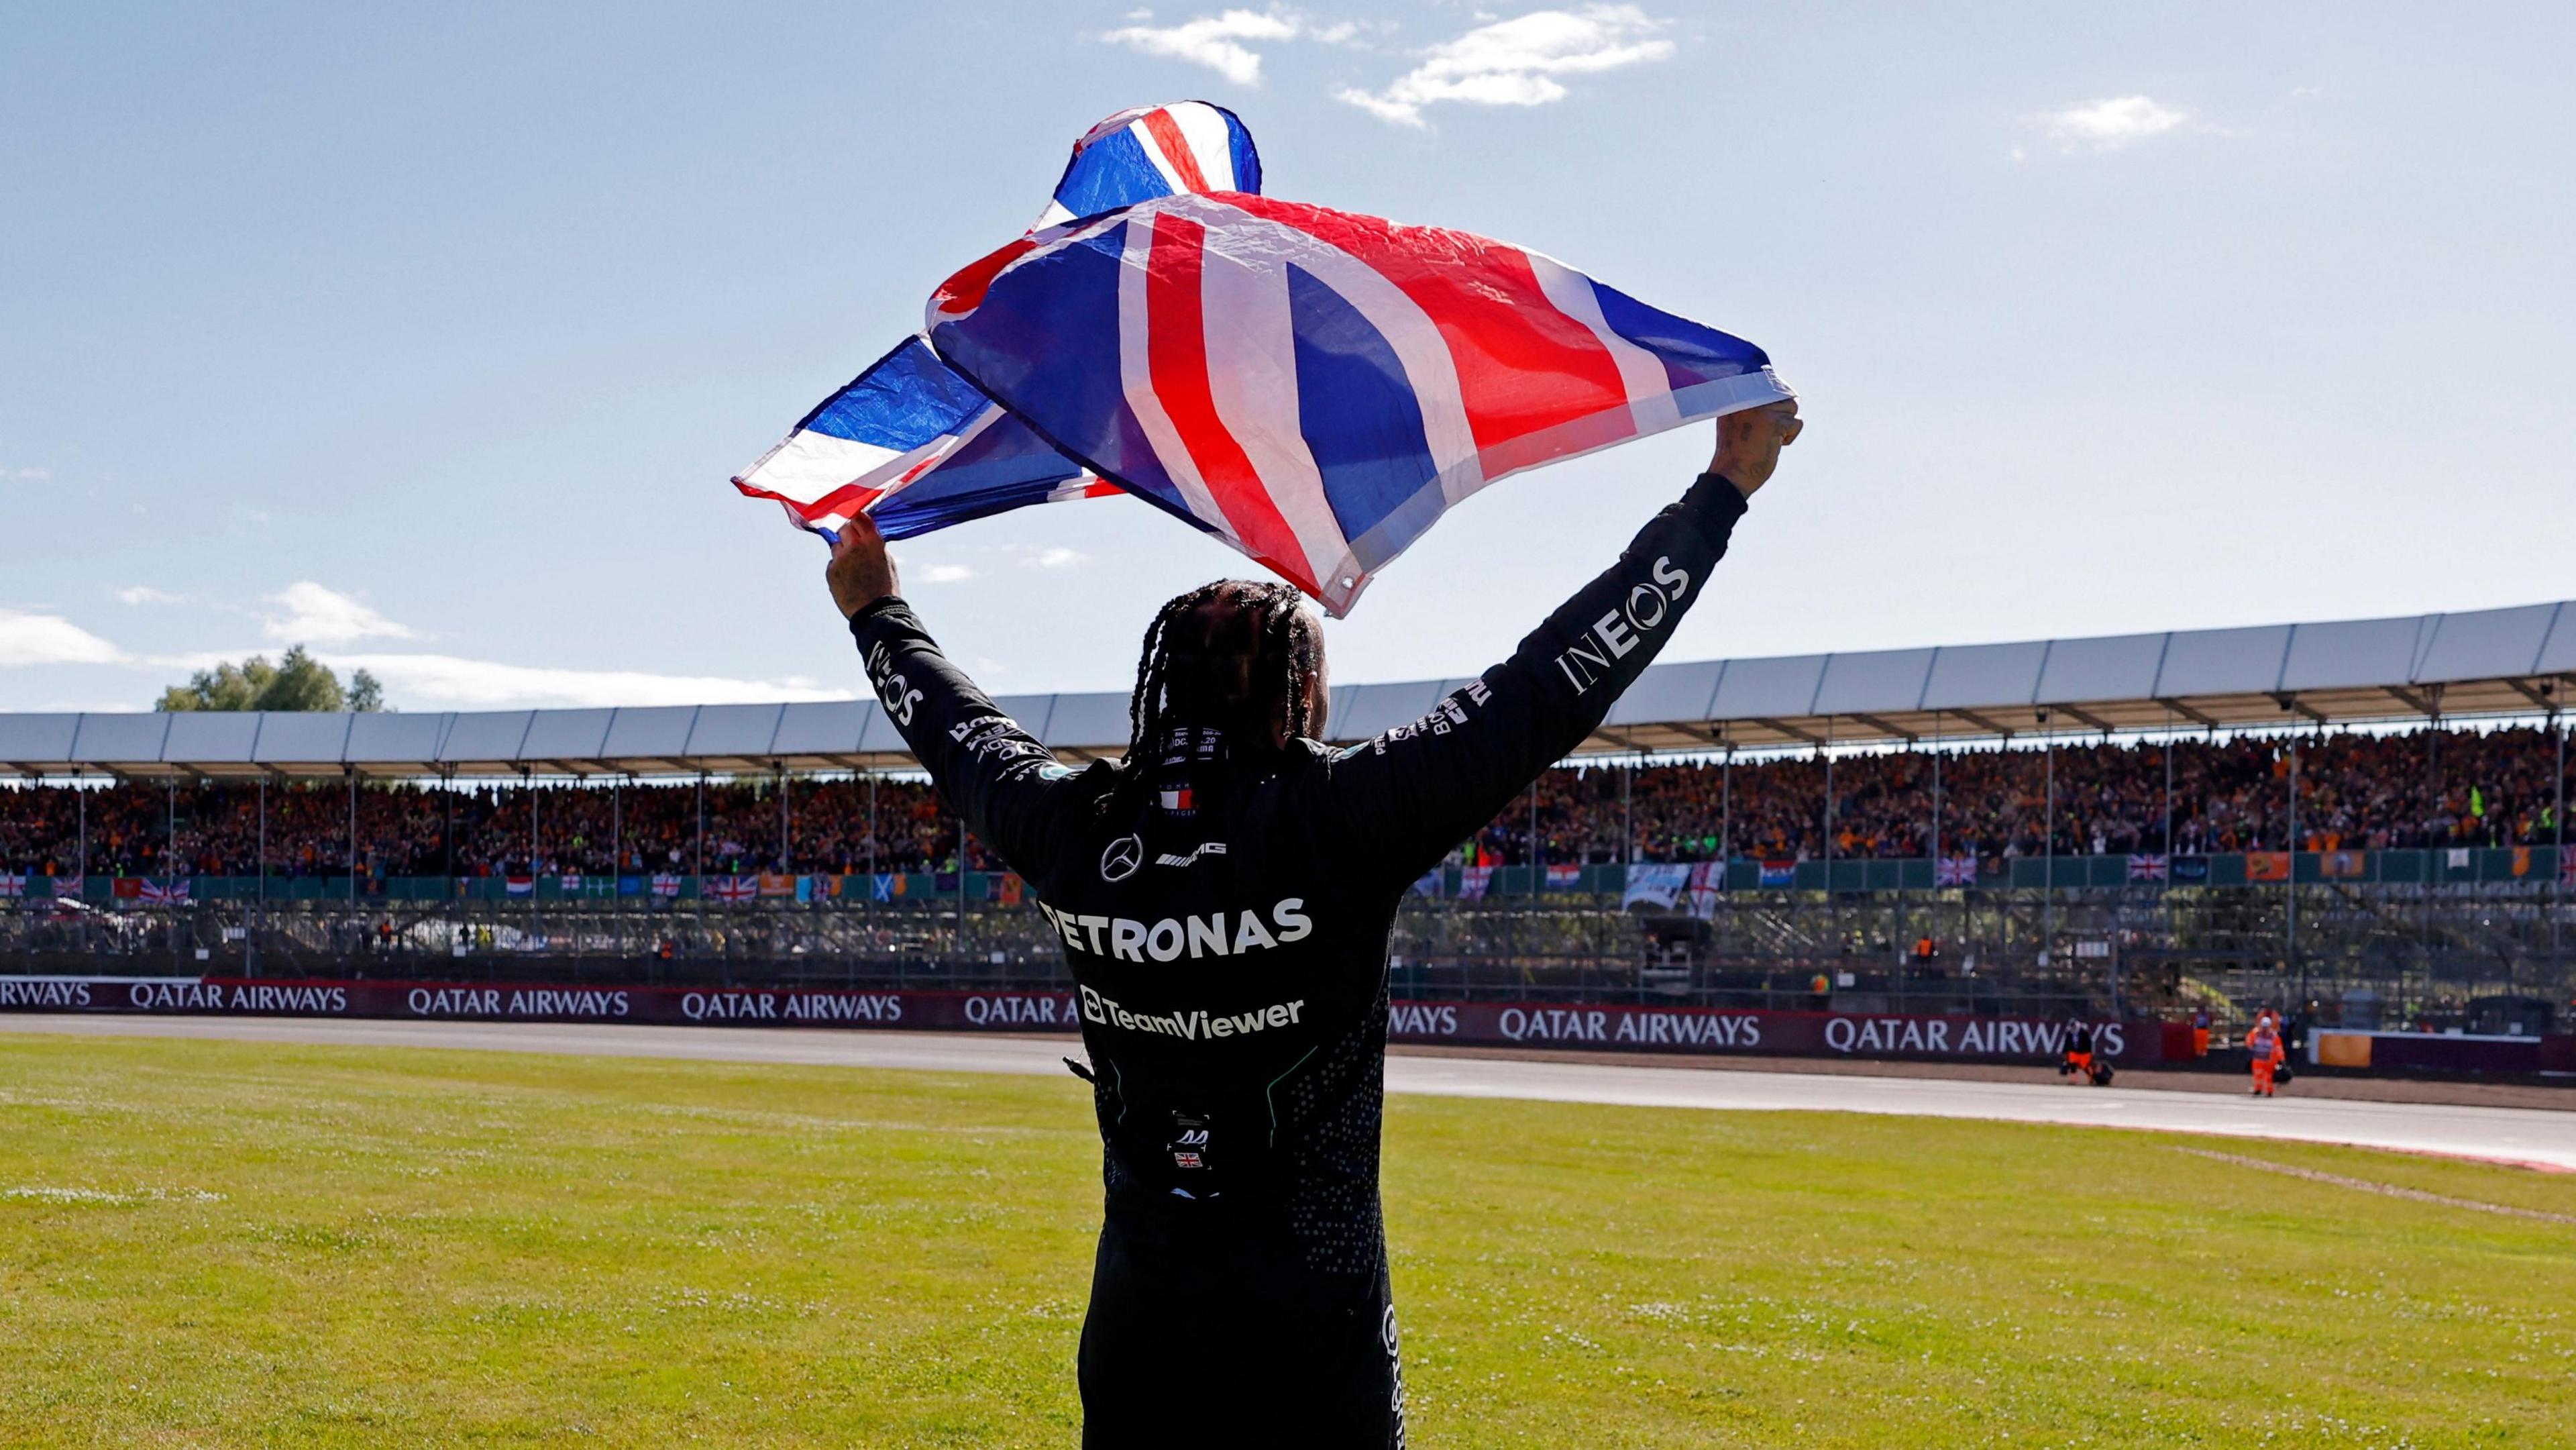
[{"left": 1111, "top": 579, "right": 1324, "bottom": 815}]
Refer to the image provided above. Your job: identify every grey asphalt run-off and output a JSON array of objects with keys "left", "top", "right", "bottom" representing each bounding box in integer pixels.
[{"left": 9, "top": 1014, "right": 2576, "bottom": 1172}]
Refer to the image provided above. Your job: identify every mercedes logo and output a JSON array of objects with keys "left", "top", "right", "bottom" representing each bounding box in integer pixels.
[{"left": 1099, "top": 833, "right": 1144, "bottom": 883}]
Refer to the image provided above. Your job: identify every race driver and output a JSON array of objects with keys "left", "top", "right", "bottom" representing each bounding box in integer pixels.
[{"left": 824, "top": 401, "right": 1800, "bottom": 1447}]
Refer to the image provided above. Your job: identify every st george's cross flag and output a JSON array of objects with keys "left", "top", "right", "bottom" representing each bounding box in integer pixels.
[
  {"left": 731, "top": 103, "right": 1258, "bottom": 541},
  {"left": 924, "top": 191, "right": 1792, "bottom": 615}
]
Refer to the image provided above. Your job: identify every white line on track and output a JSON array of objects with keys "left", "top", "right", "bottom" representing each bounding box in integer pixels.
[{"left": 9, "top": 1015, "right": 2576, "bottom": 1171}]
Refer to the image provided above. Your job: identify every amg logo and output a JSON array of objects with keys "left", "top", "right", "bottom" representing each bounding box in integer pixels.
[
  {"left": 1155, "top": 842, "right": 1228, "bottom": 868},
  {"left": 1554, "top": 555, "right": 1690, "bottom": 694}
]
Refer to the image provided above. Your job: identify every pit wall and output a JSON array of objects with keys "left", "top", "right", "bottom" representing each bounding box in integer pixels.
[
  {"left": 10, "top": 977, "right": 2573, "bottom": 1074},
  {"left": 2, "top": 976, "right": 2178, "bottom": 1066}
]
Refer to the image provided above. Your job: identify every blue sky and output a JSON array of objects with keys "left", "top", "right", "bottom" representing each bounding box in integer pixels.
[{"left": 3, "top": 1, "right": 2570, "bottom": 713}]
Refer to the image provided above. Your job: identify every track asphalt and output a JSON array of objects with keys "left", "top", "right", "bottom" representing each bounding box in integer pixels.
[{"left": 9, "top": 1015, "right": 2573, "bottom": 1170}]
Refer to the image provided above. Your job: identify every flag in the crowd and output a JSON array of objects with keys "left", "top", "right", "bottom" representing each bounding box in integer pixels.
[
  {"left": 1457, "top": 865, "right": 1494, "bottom": 901},
  {"left": 2171, "top": 856, "right": 2209, "bottom": 882},
  {"left": 998, "top": 873, "right": 1026, "bottom": 907},
  {"left": 926, "top": 191, "right": 1790, "bottom": 615},
  {"left": 757, "top": 871, "right": 798, "bottom": 898},
  {"left": 2126, "top": 853, "right": 2169, "bottom": 882},
  {"left": 559, "top": 872, "right": 582, "bottom": 893},
  {"left": 1685, "top": 862, "right": 1724, "bottom": 919},
  {"left": 1545, "top": 864, "right": 1582, "bottom": 890},
  {"left": 2447, "top": 846, "right": 2473, "bottom": 870},
  {"left": 51, "top": 874, "right": 83, "bottom": 900},
  {"left": 138, "top": 878, "right": 191, "bottom": 905},
  {"left": 0, "top": 873, "right": 22, "bottom": 898},
  {"left": 616, "top": 874, "right": 643, "bottom": 897},
  {"left": 1620, "top": 862, "right": 1690, "bottom": 911},
  {"left": 504, "top": 874, "right": 534, "bottom": 897},
  {"left": 1758, "top": 860, "right": 1796, "bottom": 887},
  {"left": 708, "top": 876, "right": 760, "bottom": 903},
  {"left": 2322, "top": 849, "right": 2366, "bottom": 879},
  {"left": 2245, "top": 851, "right": 2290, "bottom": 883},
  {"left": 2562, "top": 849, "right": 2576, "bottom": 886},
  {"left": 1933, "top": 855, "right": 1976, "bottom": 886},
  {"left": 649, "top": 872, "right": 682, "bottom": 899},
  {"left": 732, "top": 103, "right": 1258, "bottom": 543},
  {"left": 112, "top": 877, "right": 142, "bottom": 900},
  {"left": 871, "top": 873, "right": 898, "bottom": 901},
  {"left": 1410, "top": 869, "right": 1444, "bottom": 899},
  {"left": 2510, "top": 846, "right": 2531, "bottom": 878}
]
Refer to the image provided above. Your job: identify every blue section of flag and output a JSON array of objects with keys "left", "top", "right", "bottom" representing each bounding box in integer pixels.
[
  {"left": 1285, "top": 262, "right": 1437, "bottom": 556},
  {"left": 798, "top": 338, "right": 990, "bottom": 449}
]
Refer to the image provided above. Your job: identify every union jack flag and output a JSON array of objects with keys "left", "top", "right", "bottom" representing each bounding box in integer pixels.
[
  {"left": 707, "top": 876, "right": 760, "bottom": 903},
  {"left": 2127, "top": 853, "right": 2170, "bottom": 882},
  {"left": 1934, "top": 855, "right": 1976, "bottom": 886},
  {"left": 138, "top": 878, "right": 191, "bottom": 905},
  {"left": 0, "top": 873, "right": 23, "bottom": 898},
  {"left": 2562, "top": 849, "right": 2575, "bottom": 886},
  {"left": 926, "top": 191, "right": 1789, "bottom": 615},
  {"left": 733, "top": 103, "right": 1256, "bottom": 541}
]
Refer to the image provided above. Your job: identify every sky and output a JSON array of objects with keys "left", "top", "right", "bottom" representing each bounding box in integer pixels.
[{"left": 3, "top": 1, "right": 2571, "bottom": 715}]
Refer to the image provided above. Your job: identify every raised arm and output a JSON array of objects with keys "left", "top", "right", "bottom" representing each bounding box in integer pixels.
[
  {"left": 1312, "top": 403, "right": 1801, "bottom": 885},
  {"left": 828, "top": 517, "right": 1085, "bottom": 875}
]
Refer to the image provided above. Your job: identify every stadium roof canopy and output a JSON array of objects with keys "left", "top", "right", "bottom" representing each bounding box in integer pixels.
[{"left": 4, "top": 599, "right": 2571, "bottom": 780}]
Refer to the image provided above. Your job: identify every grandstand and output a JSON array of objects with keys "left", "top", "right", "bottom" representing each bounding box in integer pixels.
[{"left": 3, "top": 599, "right": 2569, "bottom": 1031}]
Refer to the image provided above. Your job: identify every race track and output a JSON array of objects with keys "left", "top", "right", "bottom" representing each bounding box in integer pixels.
[{"left": 9, "top": 1014, "right": 2575, "bottom": 1171}]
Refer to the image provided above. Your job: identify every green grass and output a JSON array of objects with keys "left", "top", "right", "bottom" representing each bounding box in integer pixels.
[{"left": 3, "top": 1036, "right": 2572, "bottom": 1447}]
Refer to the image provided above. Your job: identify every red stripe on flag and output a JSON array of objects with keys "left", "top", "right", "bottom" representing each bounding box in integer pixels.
[
  {"left": 1144, "top": 212, "right": 1313, "bottom": 588},
  {"left": 1218, "top": 195, "right": 1629, "bottom": 455},
  {"left": 1138, "top": 109, "right": 1212, "bottom": 193},
  {"left": 932, "top": 237, "right": 1039, "bottom": 316}
]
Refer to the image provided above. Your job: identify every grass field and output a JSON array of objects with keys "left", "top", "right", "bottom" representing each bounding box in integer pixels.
[{"left": 3, "top": 1035, "right": 2573, "bottom": 1447}]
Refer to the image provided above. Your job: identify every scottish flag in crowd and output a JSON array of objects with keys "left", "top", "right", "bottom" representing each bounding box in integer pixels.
[
  {"left": 733, "top": 103, "right": 1257, "bottom": 540},
  {"left": 924, "top": 193, "right": 1790, "bottom": 613}
]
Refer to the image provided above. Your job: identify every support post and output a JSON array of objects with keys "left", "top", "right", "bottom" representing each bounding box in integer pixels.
[
  {"left": 253, "top": 776, "right": 266, "bottom": 974},
  {"left": 347, "top": 768, "right": 358, "bottom": 905},
  {"left": 2555, "top": 704, "right": 2565, "bottom": 975},
  {"left": 778, "top": 765, "right": 790, "bottom": 874},
  {"left": 956, "top": 815, "right": 968, "bottom": 955},
  {"left": 1930, "top": 714, "right": 1943, "bottom": 870},
  {"left": 2288, "top": 735, "right": 2302, "bottom": 1006},
  {"left": 2043, "top": 718, "right": 2055, "bottom": 969}
]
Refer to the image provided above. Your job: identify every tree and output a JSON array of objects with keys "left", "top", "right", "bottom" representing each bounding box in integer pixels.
[{"left": 157, "top": 646, "right": 389, "bottom": 713}]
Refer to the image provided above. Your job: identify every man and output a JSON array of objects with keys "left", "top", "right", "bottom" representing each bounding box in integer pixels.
[
  {"left": 2247, "top": 1009, "right": 2286, "bottom": 1097},
  {"left": 825, "top": 401, "right": 1799, "bottom": 1447}
]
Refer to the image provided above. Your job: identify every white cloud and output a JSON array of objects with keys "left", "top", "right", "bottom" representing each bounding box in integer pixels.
[
  {"left": 262, "top": 581, "right": 417, "bottom": 645},
  {"left": 114, "top": 586, "right": 187, "bottom": 607},
  {"left": 12, "top": 466, "right": 50, "bottom": 480},
  {"left": 0, "top": 611, "right": 125, "bottom": 667},
  {"left": 1102, "top": 9, "right": 1302, "bottom": 85},
  {"left": 2033, "top": 95, "right": 2190, "bottom": 153},
  {"left": 913, "top": 564, "right": 976, "bottom": 584},
  {"left": 1032, "top": 547, "right": 1087, "bottom": 569},
  {"left": 1336, "top": 5, "right": 1673, "bottom": 128},
  {"left": 322, "top": 653, "right": 847, "bottom": 710}
]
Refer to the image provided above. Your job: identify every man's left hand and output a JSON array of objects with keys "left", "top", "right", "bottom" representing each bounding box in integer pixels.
[{"left": 826, "top": 515, "right": 900, "bottom": 619}]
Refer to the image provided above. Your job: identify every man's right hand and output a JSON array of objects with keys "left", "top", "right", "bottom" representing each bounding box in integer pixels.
[
  {"left": 826, "top": 514, "right": 900, "bottom": 619},
  {"left": 1709, "top": 400, "right": 1803, "bottom": 498}
]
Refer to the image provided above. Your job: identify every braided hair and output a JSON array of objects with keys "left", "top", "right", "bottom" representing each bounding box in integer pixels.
[{"left": 1113, "top": 579, "right": 1324, "bottom": 815}]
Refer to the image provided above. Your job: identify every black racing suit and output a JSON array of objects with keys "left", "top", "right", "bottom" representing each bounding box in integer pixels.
[{"left": 849, "top": 473, "right": 1751, "bottom": 1447}]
